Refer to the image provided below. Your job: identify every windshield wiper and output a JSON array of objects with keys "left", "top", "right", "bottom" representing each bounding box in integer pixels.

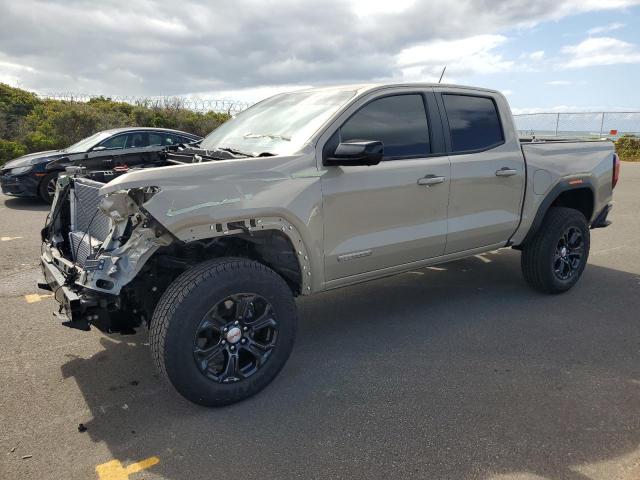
[
  {"left": 216, "top": 147, "right": 255, "bottom": 158},
  {"left": 244, "top": 133, "right": 291, "bottom": 141}
]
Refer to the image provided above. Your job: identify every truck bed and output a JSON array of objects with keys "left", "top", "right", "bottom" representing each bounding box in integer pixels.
[
  {"left": 519, "top": 136, "right": 610, "bottom": 143},
  {"left": 508, "top": 137, "right": 615, "bottom": 245}
]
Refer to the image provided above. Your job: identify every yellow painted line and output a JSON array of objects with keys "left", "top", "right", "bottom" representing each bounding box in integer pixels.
[
  {"left": 474, "top": 254, "right": 492, "bottom": 264},
  {"left": 96, "top": 456, "right": 160, "bottom": 480},
  {"left": 0, "top": 236, "right": 22, "bottom": 241},
  {"left": 24, "top": 293, "right": 54, "bottom": 303}
]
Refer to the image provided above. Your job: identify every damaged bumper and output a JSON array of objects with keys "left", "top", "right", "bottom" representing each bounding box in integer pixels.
[
  {"left": 39, "top": 244, "right": 96, "bottom": 330},
  {"left": 39, "top": 249, "right": 81, "bottom": 324},
  {"left": 39, "top": 176, "right": 172, "bottom": 332},
  {"left": 39, "top": 235, "right": 136, "bottom": 332}
]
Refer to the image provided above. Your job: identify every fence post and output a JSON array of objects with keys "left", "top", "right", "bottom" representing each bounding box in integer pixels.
[
  {"left": 555, "top": 113, "right": 560, "bottom": 136},
  {"left": 599, "top": 112, "right": 605, "bottom": 137}
]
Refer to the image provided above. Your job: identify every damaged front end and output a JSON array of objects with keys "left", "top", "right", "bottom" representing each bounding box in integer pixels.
[{"left": 40, "top": 174, "right": 174, "bottom": 333}]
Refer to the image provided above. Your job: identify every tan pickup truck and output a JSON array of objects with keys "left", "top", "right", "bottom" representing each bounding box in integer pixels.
[{"left": 40, "top": 83, "right": 620, "bottom": 406}]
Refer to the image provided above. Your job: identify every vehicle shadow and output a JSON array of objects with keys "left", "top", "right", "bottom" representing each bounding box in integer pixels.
[
  {"left": 1, "top": 196, "right": 49, "bottom": 212},
  {"left": 61, "top": 250, "right": 640, "bottom": 480}
]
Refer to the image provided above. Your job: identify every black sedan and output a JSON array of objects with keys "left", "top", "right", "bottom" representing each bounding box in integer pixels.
[{"left": 0, "top": 127, "right": 202, "bottom": 202}]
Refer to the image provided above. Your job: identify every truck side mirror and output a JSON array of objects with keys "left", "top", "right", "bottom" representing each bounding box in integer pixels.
[{"left": 325, "top": 141, "right": 383, "bottom": 166}]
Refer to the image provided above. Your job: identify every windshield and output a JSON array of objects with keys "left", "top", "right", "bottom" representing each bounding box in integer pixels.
[
  {"left": 63, "top": 131, "right": 115, "bottom": 153},
  {"left": 199, "top": 89, "right": 357, "bottom": 156}
]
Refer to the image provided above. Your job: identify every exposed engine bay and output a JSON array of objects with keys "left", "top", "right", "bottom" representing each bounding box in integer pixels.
[{"left": 39, "top": 145, "right": 301, "bottom": 334}]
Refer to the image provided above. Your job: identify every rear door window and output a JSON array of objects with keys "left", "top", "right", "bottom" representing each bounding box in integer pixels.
[
  {"left": 165, "top": 134, "right": 185, "bottom": 145},
  {"left": 149, "top": 132, "right": 189, "bottom": 146},
  {"left": 125, "top": 132, "right": 147, "bottom": 149},
  {"left": 148, "top": 133, "right": 164, "bottom": 147},
  {"left": 339, "top": 94, "right": 430, "bottom": 159},
  {"left": 442, "top": 94, "right": 503, "bottom": 152}
]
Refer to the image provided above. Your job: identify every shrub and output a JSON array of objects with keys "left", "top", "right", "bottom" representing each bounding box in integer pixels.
[
  {"left": 615, "top": 135, "right": 640, "bottom": 162},
  {"left": 0, "top": 83, "right": 231, "bottom": 161},
  {"left": 0, "top": 83, "right": 39, "bottom": 141},
  {"left": 0, "top": 139, "right": 27, "bottom": 166}
]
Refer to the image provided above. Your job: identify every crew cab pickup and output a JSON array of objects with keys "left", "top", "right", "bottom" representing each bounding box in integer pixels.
[{"left": 39, "top": 83, "right": 619, "bottom": 406}]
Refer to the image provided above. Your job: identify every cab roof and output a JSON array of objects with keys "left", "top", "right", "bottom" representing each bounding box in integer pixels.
[{"left": 294, "top": 82, "right": 502, "bottom": 97}]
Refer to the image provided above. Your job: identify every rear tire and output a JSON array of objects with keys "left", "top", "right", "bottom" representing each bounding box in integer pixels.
[
  {"left": 150, "top": 257, "right": 297, "bottom": 406},
  {"left": 38, "top": 172, "right": 59, "bottom": 204},
  {"left": 521, "top": 207, "right": 590, "bottom": 294}
]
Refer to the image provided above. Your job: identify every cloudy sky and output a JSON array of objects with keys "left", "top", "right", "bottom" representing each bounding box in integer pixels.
[{"left": 1, "top": 0, "right": 639, "bottom": 112}]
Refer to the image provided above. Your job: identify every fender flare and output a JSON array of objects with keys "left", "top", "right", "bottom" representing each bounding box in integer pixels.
[
  {"left": 177, "top": 216, "right": 315, "bottom": 294},
  {"left": 518, "top": 178, "right": 595, "bottom": 246}
]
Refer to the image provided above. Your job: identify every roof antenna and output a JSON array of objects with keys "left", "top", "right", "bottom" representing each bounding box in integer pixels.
[{"left": 438, "top": 66, "right": 447, "bottom": 84}]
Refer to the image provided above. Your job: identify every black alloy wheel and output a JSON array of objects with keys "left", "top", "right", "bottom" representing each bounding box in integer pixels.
[
  {"left": 521, "top": 206, "right": 590, "bottom": 294},
  {"left": 193, "top": 293, "right": 278, "bottom": 383},
  {"left": 553, "top": 226, "right": 585, "bottom": 281},
  {"left": 150, "top": 257, "right": 297, "bottom": 406}
]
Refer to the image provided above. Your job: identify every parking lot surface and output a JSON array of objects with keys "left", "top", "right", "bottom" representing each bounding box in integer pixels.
[{"left": 1, "top": 163, "right": 639, "bottom": 480}]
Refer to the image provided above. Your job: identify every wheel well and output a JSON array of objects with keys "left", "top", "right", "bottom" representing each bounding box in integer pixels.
[
  {"left": 189, "top": 231, "right": 300, "bottom": 293},
  {"left": 550, "top": 187, "right": 594, "bottom": 221},
  {"left": 516, "top": 185, "right": 595, "bottom": 249},
  {"left": 38, "top": 171, "right": 57, "bottom": 188},
  {"left": 133, "top": 230, "right": 303, "bottom": 302}
]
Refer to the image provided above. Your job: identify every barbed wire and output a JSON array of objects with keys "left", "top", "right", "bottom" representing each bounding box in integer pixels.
[
  {"left": 514, "top": 112, "right": 640, "bottom": 137},
  {"left": 17, "top": 94, "right": 640, "bottom": 135},
  {"left": 37, "top": 93, "right": 252, "bottom": 114}
]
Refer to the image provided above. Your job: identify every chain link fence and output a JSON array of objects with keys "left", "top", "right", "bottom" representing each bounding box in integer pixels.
[
  {"left": 37, "top": 93, "right": 252, "bottom": 114},
  {"left": 35, "top": 96, "right": 640, "bottom": 137},
  {"left": 513, "top": 112, "right": 640, "bottom": 137}
]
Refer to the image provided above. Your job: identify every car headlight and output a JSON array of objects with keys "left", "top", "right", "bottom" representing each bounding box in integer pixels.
[{"left": 10, "top": 166, "right": 33, "bottom": 175}]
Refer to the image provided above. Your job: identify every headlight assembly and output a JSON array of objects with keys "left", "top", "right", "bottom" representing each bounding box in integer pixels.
[{"left": 10, "top": 166, "right": 33, "bottom": 175}]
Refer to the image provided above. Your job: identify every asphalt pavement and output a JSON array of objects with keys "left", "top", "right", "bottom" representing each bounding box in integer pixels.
[{"left": 1, "top": 163, "right": 639, "bottom": 480}]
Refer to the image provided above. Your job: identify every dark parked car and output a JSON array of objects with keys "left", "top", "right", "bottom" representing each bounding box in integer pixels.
[{"left": 0, "top": 127, "right": 202, "bottom": 202}]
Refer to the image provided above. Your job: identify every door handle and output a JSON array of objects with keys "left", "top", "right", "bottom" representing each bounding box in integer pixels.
[
  {"left": 417, "top": 175, "right": 446, "bottom": 186},
  {"left": 495, "top": 167, "right": 518, "bottom": 177}
]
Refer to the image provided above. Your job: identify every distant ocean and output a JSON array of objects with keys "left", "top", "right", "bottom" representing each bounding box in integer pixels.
[{"left": 517, "top": 130, "right": 640, "bottom": 138}]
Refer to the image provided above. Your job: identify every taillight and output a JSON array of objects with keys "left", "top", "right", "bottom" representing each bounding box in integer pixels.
[{"left": 612, "top": 152, "right": 621, "bottom": 189}]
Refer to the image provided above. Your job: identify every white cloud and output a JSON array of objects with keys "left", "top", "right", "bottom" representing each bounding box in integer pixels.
[
  {"left": 193, "top": 85, "right": 312, "bottom": 104},
  {"left": 521, "top": 0, "right": 640, "bottom": 24},
  {"left": 501, "top": 89, "right": 513, "bottom": 96},
  {"left": 0, "top": 58, "right": 39, "bottom": 88},
  {"left": 587, "top": 22, "right": 625, "bottom": 35},
  {"left": 560, "top": 0, "right": 640, "bottom": 11},
  {"left": 529, "top": 50, "right": 545, "bottom": 60},
  {"left": 396, "top": 35, "right": 514, "bottom": 81},
  {"left": 1, "top": 0, "right": 640, "bottom": 95},
  {"left": 547, "top": 80, "right": 572, "bottom": 85},
  {"left": 561, "top": 36, "right": 640, "bottom": 68},
  {"left": 350, "top": 0, "right": 416, "bottom": 17}
]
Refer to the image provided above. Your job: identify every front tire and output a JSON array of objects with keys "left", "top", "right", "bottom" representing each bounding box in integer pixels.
[
  {"left": 521, "top": 207, "right": 590, "bottom": 294},
  {"left": 38, "top": 172, "right": 59, "bottom": 203},
  {"left": 150, "top": 258, "right": 297, "bottom": 407}
]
